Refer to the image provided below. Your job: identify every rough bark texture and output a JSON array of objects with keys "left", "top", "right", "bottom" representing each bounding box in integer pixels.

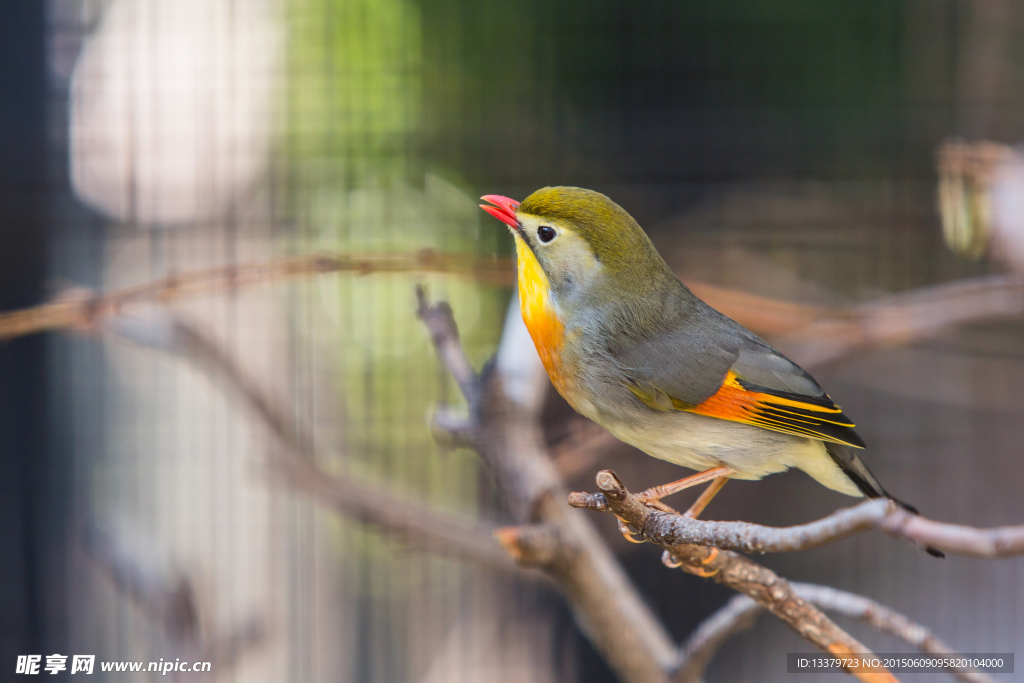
[
  {"left": 569, "top": 492, "right": 1024, "bottom": 558},
  {"left": 573, "top": 470, "right": 897, "bottom": 683}
]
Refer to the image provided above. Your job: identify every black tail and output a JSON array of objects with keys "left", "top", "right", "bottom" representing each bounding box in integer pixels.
[{"left": 825, "top": 443, "right": 944, "bottom": 558}]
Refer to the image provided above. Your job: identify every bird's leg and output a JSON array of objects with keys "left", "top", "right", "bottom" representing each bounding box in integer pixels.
[
  {"left": 683, "top": 476, "right": 730, "bottom": 519},
  {"left": 616, "top": 517, "right": 646, "bottom": 543},
  {"left": 619, "top": 467, "right": 732, "bottom": 544},
  {"left": 636, "top": 465, "right": 734, "bottom": 505},
  {"left": 661, "top": 476, "right": 730, "bottom": 569}
]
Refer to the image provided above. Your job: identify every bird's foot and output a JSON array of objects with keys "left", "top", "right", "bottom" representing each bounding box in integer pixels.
[
  {"left": 615, "top": 516, "right": 645, "bottom": 543},
  {"left": 690, "top": 565, "right": 720, "bottom": 577},
  {"left": 689, "top": 547, "right": 721, "bottom": 576},
  {"left": 661, "top": 546, "right": 720, "bottom": 574},
  {"left": 635, "top": 466, "right": 734, "bottom": 505}
]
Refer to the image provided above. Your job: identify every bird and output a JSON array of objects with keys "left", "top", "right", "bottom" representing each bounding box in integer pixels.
[{"left": 481, "top": 187, "right": 942, "bottom": 557}]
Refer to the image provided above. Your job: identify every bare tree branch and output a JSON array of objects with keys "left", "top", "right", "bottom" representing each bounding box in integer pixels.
[
  {"left": 57, "top": 261, "right": 1014, "bottom": 682},
  {"left": 418, "top": 289, "right": 680, "bottom": 683},
  {"left": 430, "top": 406, "right": 477, "bottom": 450},
  {"left": 418, "top": 291, "right": 990, "bottom": 683},
  {"left": 106, "top": 310, "right": 518, "bottom": 573},
  {"left": 676, "top": 583, "right": 995, "bottom": 683},
  {"left": 83, "top": 527, "right": 270, "bottom": 678},
  {"left": 691, "top": 275, "right": 1024, "bottom": 368},
  {"left": 673, "top": 588, "right": 758, "bottom": 683},
  {"left": 416, "top": 293, "right": 479, "bottom": 407},
  {"left": 568, "top": 470, "right": 898, "bottom": 682},
  {"left": 878, "top": 507, "right": 1024, "bottom": 558},
  {"left": 493, "top": 524, "right": 564, "bottom": 567},
  {"left": 4, "top": 247, "right": 1023, "bottom": 378},
  {"left": 0, "top": 250, "right": 514, "bottom": 341},
  {"left": 793, "top": 584, "right": 995, "bottom": 683},
  {"left": 569, "top": 493, "right": 1024, "bottom": 559},
  {"left": 774, "top": 275, "right": 1024, "bottom": 368}
]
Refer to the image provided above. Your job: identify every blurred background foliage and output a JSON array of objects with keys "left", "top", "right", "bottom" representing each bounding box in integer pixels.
[{"left": 1, "top": 0, "right": 1019, "bottom": 682}]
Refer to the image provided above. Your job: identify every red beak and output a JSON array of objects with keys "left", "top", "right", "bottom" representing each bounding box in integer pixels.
[{"left": 480, "top": 194, "right": 520, "bottom": 228}]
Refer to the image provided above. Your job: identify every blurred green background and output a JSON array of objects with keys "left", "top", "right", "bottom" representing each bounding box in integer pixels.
[{"left": 1, "top": 1, "right": 1020, "bottom": 682}]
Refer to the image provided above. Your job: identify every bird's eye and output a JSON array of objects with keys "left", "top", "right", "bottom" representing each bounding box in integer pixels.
[{"left": 537, "top": 226, "right": 556, "bottom": 243}]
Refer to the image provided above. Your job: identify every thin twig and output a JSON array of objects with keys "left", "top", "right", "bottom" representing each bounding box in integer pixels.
[
  {"left": 794, "top": 584, "right": 994, "bottom": 683},
  {"left": 493, "top": 524, "right": 564, "bottom": 567},
  {"left": 419, "top": 292, "right": 680, "bottom": 683},
  {"left": 107, "top": 311, "right": 516, "bottom": 572},
  {"left": 568, "top": 494, "right": 1024, "bottom": 559},
  {"left": 0, "top": 250, "right": 514, "bottom": 341},
  {"left": 675, "top": 582, "right": 994, "bottom": 683},
  {"left": 571, "top": 470, "right": 898, "bottom": 683},
  {"left": 416, "top": 287, "right": 479, "bottom": 406},
  {"left": 5, "top": 249, "right": 1024, "bottom": 378},
  {"left": 673, "top": 589, "right": 759, "bottom": 683},
  {"left": 748, "top": 275, "right": 1024, "bottom": 368},
  {"left": 71, "top": 262, "right": 1014, "bottom": 681},
  {"left": 83, "top": 527, "right": 200, "bottom": 642},
  {"left": 83, "top": 527, "right": 270, "bottom": 677}
]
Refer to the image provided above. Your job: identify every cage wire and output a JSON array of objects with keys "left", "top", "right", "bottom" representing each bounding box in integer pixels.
[{"left": 42, "top": 0, "right": 1024, "bottom": 681}]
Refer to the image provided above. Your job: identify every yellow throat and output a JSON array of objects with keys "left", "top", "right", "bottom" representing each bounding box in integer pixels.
[{"left": 512, "top": 232, "right": 567, "bottom": 395}]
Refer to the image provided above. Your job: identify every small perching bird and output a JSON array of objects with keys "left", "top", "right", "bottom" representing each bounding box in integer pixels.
[{"left": 483, "top": 188, "right": 941, "bottom": 556}]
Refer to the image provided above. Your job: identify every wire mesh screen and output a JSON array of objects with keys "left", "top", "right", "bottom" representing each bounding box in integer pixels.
[{"left": 30, "top": 1, "right": 1024, "bottom": 682}]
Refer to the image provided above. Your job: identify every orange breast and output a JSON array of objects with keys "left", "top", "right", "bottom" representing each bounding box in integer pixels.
[{"left": 513, "top": 234, "right": 570, "bottom": 398}]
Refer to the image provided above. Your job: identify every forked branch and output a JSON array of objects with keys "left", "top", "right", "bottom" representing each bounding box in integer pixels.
[
  {"left": 567, "top": 470, "right": 897, "bottom": 682},
  {"left": 675, "top": 582, "right": 995, "bottom": 683},
  {"left": 0, "top": 250, "right": 513, "bottom": 341},
  {"left": 89, "top": 276, "right": 1004, "bottom": 683},
  {"left": 5, "top": 249, "right": 1024, "bottom": 378},
  {"left": 418, "top": 289, "right": 904, "bottom": 683},
  {"left": 107, "top": 310, "right": 516, "bottom": 572},
  {"left": 417, "top": 287, "right": 679, "bottom": 683},
  {"left": 569, "top": 492, "right": 1024, "bottom": 559}
]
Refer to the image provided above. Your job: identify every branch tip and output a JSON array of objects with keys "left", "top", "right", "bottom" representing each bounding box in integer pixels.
[
  {"left": 416, "top": 288, "right": 478, "bottom": 403},
  {"left": 567, "top": 491, "right": 609, "bottom": 512},
  {"left": 430, "top": 406, "right": 476, "bottom": 449},
  {"left": 493, "top": 524, "right": 562, "bottom": 567},
  {"left": 581, "top": 467, "right": 893, "bottom": 678},
  {"left": 595, "top": 470, "right": 625, "bottom": 499}
]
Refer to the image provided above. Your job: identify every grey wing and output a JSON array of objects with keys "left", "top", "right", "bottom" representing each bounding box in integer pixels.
[
  {"left": 610, "top": 323, "right": 741, "bottom": 409},
  {"left": 611, "top": 303, "right": 742, "bottom": 407},
  {"left": 611, "top": 305, "right": 823, "bottom": 405},
  {"left": 722, "top": 322, "right": 866, "bottom": 448},
  {"left": 611, "top": 298, "right": 865, "bottom": 447},
  {"left": 730, "top": 334, "right": 828, "bottom": 398}
]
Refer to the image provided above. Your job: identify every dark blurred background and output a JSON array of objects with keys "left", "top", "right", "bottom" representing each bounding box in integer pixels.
[{"left": 3, "top": 0, "right": 1023, "bottom": 681}]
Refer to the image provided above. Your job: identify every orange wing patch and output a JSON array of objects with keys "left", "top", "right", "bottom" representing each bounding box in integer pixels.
[{"left": 687, "top": 371, "right": 865, "bottom": 448}]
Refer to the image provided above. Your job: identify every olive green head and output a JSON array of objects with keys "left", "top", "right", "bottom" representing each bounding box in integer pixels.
[{"left": 512, "top": 186, "right": 671, "bottom": 300}]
